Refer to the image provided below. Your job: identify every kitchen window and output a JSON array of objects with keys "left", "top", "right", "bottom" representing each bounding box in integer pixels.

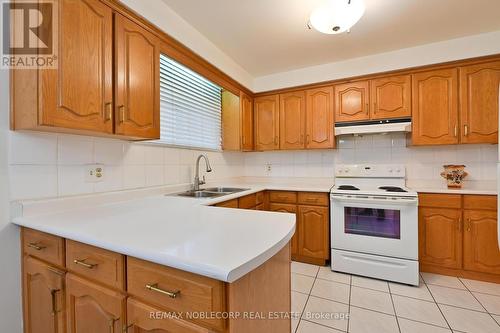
[{"left": 156, "top": 54, "right": 222, "bottom": 150}]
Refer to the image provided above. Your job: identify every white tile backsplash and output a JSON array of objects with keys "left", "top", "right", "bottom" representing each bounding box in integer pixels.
[
  {"left": 7, "top": 131, "right": 498, "bottom": 200},
  {"left": 243, "top": 133, "right": 498, "bottom": 183},
  {"left": 8, "top": 132, "right": 245, "bottom": 200}
]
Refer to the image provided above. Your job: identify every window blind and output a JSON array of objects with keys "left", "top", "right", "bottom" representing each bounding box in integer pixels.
[{"left": 157, "top": 54, "right": 222, "bottom": 150}]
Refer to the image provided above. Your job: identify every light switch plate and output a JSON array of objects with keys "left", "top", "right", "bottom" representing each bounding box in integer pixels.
[{"left": 85, "top": 164, "right": 104, "bottom": 183}]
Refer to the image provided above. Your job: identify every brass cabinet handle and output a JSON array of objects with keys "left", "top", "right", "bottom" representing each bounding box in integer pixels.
[
  {"left": 306, "top": 134, "right": 310, "bottom": 144},
  {"left": 109, "top": 318, "right": 118, "bottom": 333},
  {"left": 454, "top": 124, "right": 458, "bottom": 137},
  {"left": 464, "top": 124, "right": 469, "bottom": 136},
  {"left": 123, "top": 324, "right": 133, "bottom": 332},
  {"left": 306, "top": 198, "right": 318, "bottom": 202},
  {"left": 73, "top": 259, "right": 97, "bottom": 269},
  {"left": 118, "top": 105, "right": 126, "bottom": 123},
  {"left": 145, "top": 283, "right": 180, "bottom": 299},
  {"left": 27, "top": 242, "right": 46, "bottom": 251},
  {"left": 457, "top": 217, "right": 462, "bottom": 232},
  {"left": 104, "top": 102, "right": 112, "bottom": 121},
  {"left": 466, "top": 218, "right": 471, "bottom": 232},
  {"left": 50, "top": 289, "right": 60, "bottom": 315},
  {"left": 300, "top": 134, "right": 304, "bottom": 144}
]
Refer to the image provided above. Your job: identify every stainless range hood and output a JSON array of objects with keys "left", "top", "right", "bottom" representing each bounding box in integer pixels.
[{"left": 335, "top": 118, "right": 411, "bottom": 136}]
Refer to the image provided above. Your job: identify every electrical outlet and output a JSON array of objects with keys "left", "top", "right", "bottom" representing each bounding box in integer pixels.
[
  {"left": 266, "top": 163, "right": 272, "bottom": 172},
  {"left": 85, "top": 164, "right": 104, "bottom": 183}
]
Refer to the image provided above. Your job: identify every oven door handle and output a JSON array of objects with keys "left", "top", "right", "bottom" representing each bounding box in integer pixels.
[{"left": 331, "top": 195, "right": 418, "bottom": 205}]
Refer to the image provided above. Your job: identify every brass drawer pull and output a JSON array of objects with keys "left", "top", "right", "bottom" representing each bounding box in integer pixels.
[
  {"left": 104, "top": 102, "right": 112, "bottom": 121},
  {"left": 145, "top": 283, "right": 180, "bottom": 299},
  {"left": 305, "top": 198, "right": 318, "bottom": 202},
  {"left": 27, "top": 242, "right": 46, "bottom": 251},
  {"left": 50, "top": 289, "right": 60, "bottom": 315},
  {"left": 73, "top": 259, "right": 97, "bottom": 269}
]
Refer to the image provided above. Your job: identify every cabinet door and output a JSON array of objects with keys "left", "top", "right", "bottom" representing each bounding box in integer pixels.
[
  {"left": 66, "top": 273, "right": 125, "bottom": 333},
  {"left": 306, "top": 87, "right": 335, "bottom": 149},
  {"left": 270, "top": 203, "right": 298, "bottom": 256},
  {"left": 298, "top": 206, "right": 329, "bottom": 260},
  {"left": 254, "top": 95, "right": 280, "bottom": 150},
  {"left": 334, "top": 81, "right": 370, "bottom": 123},
  {"left": 418, "top": 207, "right": 462, "bottom": 269},
  {"left": 459, "top": 61, "right": 500, "bottom": 144},
  {"left": 23, "top": 256, "right": 65, "bottom": 333},
  {"left": 240, "top": 92, "right": 254, "bottom": 151},
  {"left": 40, "top": 0, "right": 113, "bottom": 133},
  {"left": 126, "top": 298, "right": 210, "bottom": 333},
  {"left": 280, "top": 92, "right": 306, "bottom": 150},
  {"left": 115, "top": 14, "right": 160, "bottom": 139},
  {"left": 370, "top": 75, "right": 411, "bottom": 120},
  {"left": 463, "top": 210, "right": 500, "bottom": 274},
  {"left": 412, "top": 69, "right": 459, "bottom": 145}
]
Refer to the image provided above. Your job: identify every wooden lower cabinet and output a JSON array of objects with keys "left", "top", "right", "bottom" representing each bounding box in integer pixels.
[
  {"left": 463, "top": 209, "right": 500, "bottom": 274},
  {"left": 66, "top": 273, "right": 125, "bottom": 333},
  {"left": 126, "top": 298, "right": 210, "bottom": 333},
  {"left": 418, "top": 207, "right": 462, "bottom": 269},
  {"left": 23, "top": 256, "right": 65, "bottom": 333},
  {"left": 297, "top": 206, "right": 329, "bottom": 262},
  {"left": 270, "top": 203, "right": 299, "bottom": 256},
  {"left": 419, "top": 194, "right": 500, "bottom": 283}
]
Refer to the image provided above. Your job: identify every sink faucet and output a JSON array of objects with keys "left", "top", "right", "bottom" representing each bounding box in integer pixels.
[{"left": 193, "top": 154, "right": 212, "bottom": 191}]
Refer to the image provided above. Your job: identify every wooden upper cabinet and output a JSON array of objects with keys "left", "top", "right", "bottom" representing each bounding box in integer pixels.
[
  {"left": 463, "top": 209, "right": 500, "bottom": 274},
  {"left": 419, "top": 207, "right": 462, "bottom": 269},
  {"left": 115, "top": 14, "right": 160, "bottom": 139},
  {"left": 23, "top": 256, "right": 65, "bottom": 333},
  {"left": 280, "top": 92, "right": 306, "bottom": 150},
  {"left": 298, "top": 205, "right": 329, "bottom": 260},
  {"left": 254, "top": 95, "right": 280, "bottom": 150},
  {"left": 66, "top": 273, "right": 125, "bottom": 333},
  {"left": 334, "top": 81, "right": 370, "bottom": 123},
  {"left": 459, "top": 61, "right": 500, "bottom": 144},
  {"left": 240, "top": 92, "right": 254, "bottom": 151},
  {"left": 370, "top": 75, "right": 411, "bottom": 120},
  {"left": 306, "top": 87, "right": 335, "bottom": 149},
  {"left": 412, "top": 69, "right": 459, "bottom": 145},
  {"left": 27, "top": 0, "right": 114, "bottom": 133}
]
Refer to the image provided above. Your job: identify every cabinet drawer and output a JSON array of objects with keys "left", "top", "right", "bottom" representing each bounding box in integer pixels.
[
  {"left": 66, "top": 240, "right": 125, "bottom": 290},
  {"left": 256, "top": 191, "right": 264, "bottom": 204},
  {"left": 127, "top": 257, "right": 226, "bottom": 332},
  {"left": 419, "top": 193, "right": 462, "bottom": 209},
  {"left": 127, "top": 298, "right": 211, "bottom": 333},
  {"left": 238, "top": 194, "right": 257, "bottom": 209},
  {"left": 269, "top": 191, "right": 297, "bottom": 204},
  {"left": 463, "top": 195, "right": 497, "bottom": 211},
  {"left": 215, "top": 198, "right": 238, "bottom": 208},
  {"left": 298, "top": 192, "right": 329, "bottom": 206},
  {"left": 22, "top": 228, "right": 65, "bottom": 267}
]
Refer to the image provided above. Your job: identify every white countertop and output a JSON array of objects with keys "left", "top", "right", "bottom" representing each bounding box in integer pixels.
[
  {"left": 11, "top": 178, "right": 333, "bottom": 283},
  {"left": 407, "top": 180, "right": 498, "bottom": 195}
]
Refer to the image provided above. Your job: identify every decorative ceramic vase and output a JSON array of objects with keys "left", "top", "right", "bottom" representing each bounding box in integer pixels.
[{"left": 440, "top": 165, "right": 468, "bottom": 188}]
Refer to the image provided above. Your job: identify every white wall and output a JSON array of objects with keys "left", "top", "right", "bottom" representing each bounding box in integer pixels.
[
  {"left": 244, "top": 133, "right": 498, "bottom": 186},
  {"left": 8, "top": 132, "right": 244, "bottom": 200},
  {"left": 253, "top": 30, "right": 500, "bottom": 92},
  {"left": 120, "top": 0, "right": 254, "bottom": 90},
  {"left": 0, "top": 71, "right": 22, "bottom": 331}
]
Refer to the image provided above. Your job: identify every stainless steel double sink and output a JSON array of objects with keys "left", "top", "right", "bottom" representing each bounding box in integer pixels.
[{"left": 173, "top": 187, "right": 249, "bottom": 198}]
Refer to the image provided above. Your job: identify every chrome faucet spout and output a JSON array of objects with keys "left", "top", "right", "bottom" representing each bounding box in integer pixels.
[{"left": 193, "top": 154, "right": 212, "bottom": 190}]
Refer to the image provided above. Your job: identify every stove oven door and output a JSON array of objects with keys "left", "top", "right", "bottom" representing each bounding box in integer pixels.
[{"left": 331, "top": 194, "right": 418, "bottom": 260}]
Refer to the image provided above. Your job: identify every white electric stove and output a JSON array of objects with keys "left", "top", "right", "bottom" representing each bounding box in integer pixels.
[{"left": 330, "top": 164, "right": 419, "bottom": 285}]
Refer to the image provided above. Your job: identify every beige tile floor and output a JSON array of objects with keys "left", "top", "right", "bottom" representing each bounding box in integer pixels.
[{"left": 291, "top": 261, "right": 500, "bottom": 333}]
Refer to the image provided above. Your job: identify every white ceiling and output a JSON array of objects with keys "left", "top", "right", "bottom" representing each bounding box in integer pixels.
[{"left": 161, "top": 0, "right": 500, "bottom": 77}]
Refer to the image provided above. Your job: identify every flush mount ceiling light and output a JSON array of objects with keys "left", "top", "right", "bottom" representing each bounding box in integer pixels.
[{"left": 309, "top": 0, "right": 365, "bottom": 34}]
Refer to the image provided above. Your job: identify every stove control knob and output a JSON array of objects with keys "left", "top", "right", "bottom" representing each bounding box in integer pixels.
[
  {"left": 396, "top": 168, "right": 401, "bottom": 173},
  {"left": 344, "top": 168, "right": 349, "bottom": 173},
  {"left": 338, "top": 169, "right": 343, "bottom": 174},
  {"left": 388, "top": 168, "right": 393, "bottom": 173}
]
